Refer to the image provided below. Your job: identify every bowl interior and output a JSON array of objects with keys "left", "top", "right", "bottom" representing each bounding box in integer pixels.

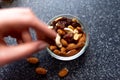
[{"left": 47, "top": 14, "right": 89, "bottom": 61}]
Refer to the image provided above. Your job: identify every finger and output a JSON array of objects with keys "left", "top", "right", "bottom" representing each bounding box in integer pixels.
[
  {"left": 0, "top": 38, "right": 7, "bottom": 46},
  {"left": 31, "top": 18, "right": 57, "bottom": 40},
  {"left": 21, "top": 29, "right": 32, "bottom": 43},
  {"left": 0, "top": 41, "right": 48, "bottom": 66}
]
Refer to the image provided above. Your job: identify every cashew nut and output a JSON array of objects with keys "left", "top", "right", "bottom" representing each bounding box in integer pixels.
[
  {"left": 64, "top": 28, "right": 74, "bottom": 33},
  {"left": 73, "top": 33, "right": 82, "bottom": 40},
  {"left": 55, "top": 17, "right": 63, "bottom": 22},
  {"left": 73, "top": 29, "right": 79, "bottom": 34},
  {"left": 48, "top": 26, "right": 53, "bottom": 29},
  {"left": 55, "top": 34, "right": 62, "bottom": 48}
]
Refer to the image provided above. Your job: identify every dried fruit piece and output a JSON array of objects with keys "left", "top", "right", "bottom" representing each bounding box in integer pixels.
[
  {"left": 35, "top": 67, "right": 47, "bottom": 75},
  {"left": 56, "top": 21, "right": 67, "bottom": 29},
  {"left": 58, "top": 68, "right": 69, "bottom": 77},
  {"left": 66, "top": 49, "right": 78, "bottom": 56},
  {"left": 49, "top": 45, "right": 57, "bottom": 51},
  {"left": 66, "top": 43, "right": 76, "bottom": 50},
  {"left": 63, "top": 33, "right": 73, "bottom": 39},
  {"left": 27, "top": 57, "right": 39, "bottom": 64},
  {"left": 71, "top": 22, "right": 80, "bottom": 27},
  {"left": 66, "top": 18, "right": 72, "bottom": 25},
  {"left": 61, "top": 39, "right": 68, "bottom": 47},
  {"left": 57, "top": 29, "right": 65, "bottom": 35}
]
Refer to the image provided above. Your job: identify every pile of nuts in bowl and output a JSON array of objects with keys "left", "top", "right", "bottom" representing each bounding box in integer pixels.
[{"left": 48, "top": 16, "right": 86, "bottom": 57}]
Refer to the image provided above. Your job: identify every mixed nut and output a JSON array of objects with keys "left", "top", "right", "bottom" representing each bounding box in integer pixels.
[
  {"left": 58, "top": 68, "right": 69, "bottom": 77},
  {"left": 27, "top": 57, "right": 69, "bottom": 77},
  {"left": 48, "top": 16, "right": 86, "bottom": 57},
  {"left": 27, "top": 57, "right": 39, "bottom": 64},
  {"left": 26, "top": 16, "right": 86, "bottom": 78}
]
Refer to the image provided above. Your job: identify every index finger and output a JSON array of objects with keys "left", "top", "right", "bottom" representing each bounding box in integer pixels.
[{"left": 31, "top": 18, "right": 57, "bottom": 40}]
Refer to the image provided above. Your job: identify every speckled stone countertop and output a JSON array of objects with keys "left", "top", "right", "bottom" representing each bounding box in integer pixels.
[{"left": 0, "top": 0, "right": 120, "bottom": 80}]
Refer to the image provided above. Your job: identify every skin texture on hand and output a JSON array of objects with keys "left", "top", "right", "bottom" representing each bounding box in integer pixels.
[{"left": 0, "top": 8, "right": 57, "bottom": 66}]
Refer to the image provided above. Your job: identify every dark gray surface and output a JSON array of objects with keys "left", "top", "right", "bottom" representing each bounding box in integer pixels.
[{"left": 0, "top": 0, "right": 120, "bottom": 80}]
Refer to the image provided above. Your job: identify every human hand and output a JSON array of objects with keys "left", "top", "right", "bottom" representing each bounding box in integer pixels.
[{"left": 0, "top": 8, "right": 56, "bottom": 66}]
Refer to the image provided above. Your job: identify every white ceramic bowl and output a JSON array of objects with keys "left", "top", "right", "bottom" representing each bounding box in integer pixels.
[{"left": 47, "top": 14, "right": 89, "bottom": 61}]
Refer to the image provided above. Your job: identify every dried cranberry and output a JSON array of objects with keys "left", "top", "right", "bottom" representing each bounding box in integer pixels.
[{"left": 71, "top": 22, "right": 81, "bottom": 27}]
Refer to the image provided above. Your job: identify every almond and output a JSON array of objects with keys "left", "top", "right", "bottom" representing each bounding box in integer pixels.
[
  {"left": 57, "top": 29, "right": 65, "bottom": 35},
  {"left": 79, "top": 33, "right": 86, "bottom": 43},
  {"left": 49, "top": 45, "right": 57, "bottom": 51},
  {"left": 76, "top": 42, "right": 85, "bottom": 48},
  {"left": 58, "top": 68, "right": 69, "bottom": 77},
  {"left": 66, "top": 43, "right": 76, "bottom": 50},
  {"left": 61, "top": 39, "right": 68, "bottom": 47},
  {"left": 60, "top": 47, "right": 66, "bottom": 52},
  {"left": 53, "top": 49, "right": 60, "bottom": 55},
  {"left": 76, "top": 27, "right": 83, "bottom": 33},
  {"left": 27, "top": 57, "right": 39, "bottom": 64},
  {"left": 35, "top": 67, "right": 47, "bottom": 75},
  {"left": 66, "top": 49, "right": 78, "bottom": 56}
]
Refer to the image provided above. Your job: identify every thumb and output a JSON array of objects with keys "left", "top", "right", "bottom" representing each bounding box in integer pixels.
[{"left": 0, "top": 41, "right": 47, "bottom": 66}]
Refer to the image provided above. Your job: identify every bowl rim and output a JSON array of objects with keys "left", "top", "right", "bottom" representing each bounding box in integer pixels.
[{"left": 47, "top": 14, "right": 89, "bottom": 61}]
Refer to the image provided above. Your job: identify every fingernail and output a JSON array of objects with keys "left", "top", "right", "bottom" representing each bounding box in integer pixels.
[{"left": 38, "top": 43, "right": 48, "bottom": 50}]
